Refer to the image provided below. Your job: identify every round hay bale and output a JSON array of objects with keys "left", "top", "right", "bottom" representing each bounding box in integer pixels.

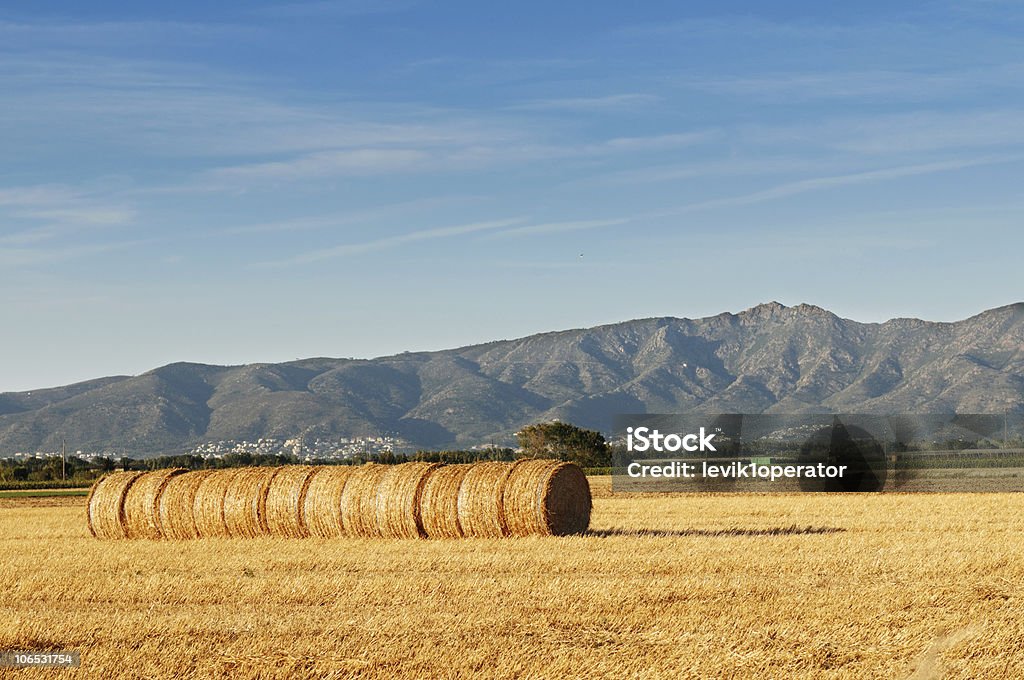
[
  {"left": 224, "top": 467, "right": 281, "bottom": 538},
  {"left": 158, "top": 469, "right": 217, "bottom": 540},
  {"left": 302, "top": 466, "right": 354, "bottom": 538},
  {"left": 86, "top": 471, "right": 145, "bottom": 540},
  {"left": 375, "top": 462, "right": 440, "bottom": 539},
  {"left": 340, "top": 463, "right": 392, "bottom": 538},
  {"left": 419, "top": 464, "right": 473, "bottom": 539},
  {"left": 266, "top": 465, "right": 320, "bottom": 538},
  {"left": 457, "top": 461, "right": 520, "bottom": 538},
  {"left": 503, "top": 459, "right": 592, "bottom": 536},
  {"left": 192, "top": 468, "right": 243, "bottom": 538},
  {"left": 122, "top": 468, "right": 187, "bottom": 539}
]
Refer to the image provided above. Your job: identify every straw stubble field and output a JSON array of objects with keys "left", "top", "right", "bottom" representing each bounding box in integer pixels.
[{"left": 2, "top": 479, "right": 1024, "bottom": 678}]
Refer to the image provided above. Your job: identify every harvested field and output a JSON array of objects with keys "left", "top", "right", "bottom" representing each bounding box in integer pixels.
[
  {"left": 3, "top": 485, "right": 1024, "bottom": 678},
  {"left": 0, "top": 495, "right": 83, "bottom": 509}
]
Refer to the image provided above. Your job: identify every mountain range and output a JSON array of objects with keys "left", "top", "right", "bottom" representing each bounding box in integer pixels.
[{"left": 2, "top": 301, "right": 1022, "bottom": 455}]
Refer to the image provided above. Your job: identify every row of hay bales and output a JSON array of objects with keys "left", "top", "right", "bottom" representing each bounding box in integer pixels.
[{"left": 86, "top": 460, "right": 591, "bottom": 540}]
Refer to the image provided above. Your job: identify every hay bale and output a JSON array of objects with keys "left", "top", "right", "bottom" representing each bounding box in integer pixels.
[
  {"left": 86, "top": 471, "right": 146, "bottom": 540},
  {"left": 302, "top": 466, "right": 354, "bottom": 538},
  {"left": 90, "top": 460, "right": 592, "bottom": 541},
  {"left": 158, "top": 470, "right": 217, "bottom": 540},
  {"left": 122, "top": 468, "right": 187, "bottom": 539},
  {"left": 192, "top": 469, "right": 244, "bottom": 538},
  {"left": 503, "top": 459, "right": 592, "bottom": 536},
  {"left": 375, "top": 462, "right": 440, "bottom": 539},
  {"left": 457, "top": 461, "right": 520, "bottom": 538},
  {"left": 265, "top": 465, "right": 320, "bottom": 538},
  {"left": 419, "top": 464, "right": 473, "bottom": 539},
  {"left": 224, "top": 467, "right": 281, "bottom": 538},
  {"left": 340, "top": 464, "right": 392, "bottom": 537}
]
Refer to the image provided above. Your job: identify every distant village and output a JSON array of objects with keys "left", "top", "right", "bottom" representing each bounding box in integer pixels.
[{"left": 2, "top": 435, "right": 420, "bottom": 463}]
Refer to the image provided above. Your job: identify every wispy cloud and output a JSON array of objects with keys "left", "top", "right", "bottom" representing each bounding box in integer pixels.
[
  {"left": 0, "top": 185, "right": 86, "bottom": 208},
  {"left": 0, "top": 18, "right": 258, "bottom": 50},
  {"left": 577, "top": 156, "right": 834, "bottom": 186},
  {"left": 616, "top": 15, "right": 946, "bottom": 46},
  {"left": 262, "top": 218, "right": 526, "bottom": 266},
  {"left": 0, "top": 183, "right": 137, "bottom": 234},
  {"left": 826, "top": 110, "right": 1024, "bottom": 154},
  {"left": 443, "top": 158, "right": 986, "bottom": 241},
  {"left": 602, "top": 131, "right": 719, "bottom": 152},
  {"left": 485, "top": 218, "right": 631, "bottom": 239},
  {"left": 15, "top": 207, "right": 137, "bottom": 226},
  {"left": 510, "top": 93, "right": 660, "bottom": 112},
  {"left": 443, "top": 129, "right": 717, "bottom": 168},
  {"left": 0, "top": 54, "right": 519, "bottom": 160},
  {"left": 209, "top": 148, "right": 429, "bottom": 180},
  {"left": 680, "top": 63, "right": 1024, "bottom": 102},
  {"left": 214, "top": 196, "right": 483, "bottom": 236},
  {"left": 650, "top": 156, "right": 1023, "bottom": 217},
  {"left": 206, "top": 129, "right": 718, "bottom": 182},
  {"left": 252, "top": 0, "right": 416, "bottom": 19},
  {"left": 702, "top": 109, "right": 1024, "bottom": 158},
  {"left": 0, "top": 239, "right": 148, "bottom": 268}
]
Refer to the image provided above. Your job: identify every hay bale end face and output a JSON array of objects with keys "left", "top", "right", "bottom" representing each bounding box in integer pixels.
[
  {"left": 87, "top": 471, "right": 146, "bottom": 540},
  {"left": 376, "top": 462, "right": 440, "bottom": 539},
  {"left": 504, "top": 460, "right": 592, "bottom": 536},
  {"left": 265, "top": 465, "right": 320, "bottom": 538},
  {"left": 302, "top": 466, "right": 353, "bottom": 538},
  {"left": 340, "top": 464, "right": 392, "bottom": 538},
  {"left": 122, "top": 468, "right": 187, "bottom": 539},
  {"left": 418, "top": 464, "right": 472, "bottom": 539},
  {"left": 540, "top": 462, "right": 592, "bottom": 536},
  {"left": 158, "top": 470, "right": 217, "bottom": 540}
]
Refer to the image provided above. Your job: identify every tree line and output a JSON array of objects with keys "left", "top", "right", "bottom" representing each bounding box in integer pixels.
[{"left": 1, "top": 421, "right": 612, "bottom": 487}]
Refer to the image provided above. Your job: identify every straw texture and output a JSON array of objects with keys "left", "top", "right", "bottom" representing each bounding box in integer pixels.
[
  {"left": 265, "top": 465, "right": 320, "bottom": 538},
  {"left": 87, "top": 471, "right": 145, "bottom": 540},
  {"left": 340, "top": 463, "right": 391, "bottom": 538},
  {"left": 88, "top": 459, "right": 592, "bottom": 540},
  {"left": 223, "top": 467, "right": 281, "bottom": 538},
  {"left": 456, "top": 461, "right": 519, "bottom": 538},
  {"left": 503, "top": 460, "right": 592, "bottom": 536},
  {"left": 158, "top": 470, "right": 216, "bottom": 540},
  {"left": 302, "top": 466, "right": 354, "bottom": 538},
  {"left": 122, "top": 468, "right": 187, "bottom": 539},
  {"left": 192, "top": 469, "right": 244, "bottom": 538},
  {"left": 418, "top": 464, "right": 472, "bottom": 539},
  {"left": 376, "top": 462, "right": 440, "bottom": 539}
]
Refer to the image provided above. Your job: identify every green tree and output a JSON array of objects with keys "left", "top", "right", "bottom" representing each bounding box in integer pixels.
[{"left": 516, "top": 421, "right": 611, "bottom": 468}]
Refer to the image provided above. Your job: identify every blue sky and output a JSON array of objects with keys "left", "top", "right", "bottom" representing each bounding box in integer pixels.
[{"left": 2, "top": 1, "right": 1023, "bottom": 391}]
